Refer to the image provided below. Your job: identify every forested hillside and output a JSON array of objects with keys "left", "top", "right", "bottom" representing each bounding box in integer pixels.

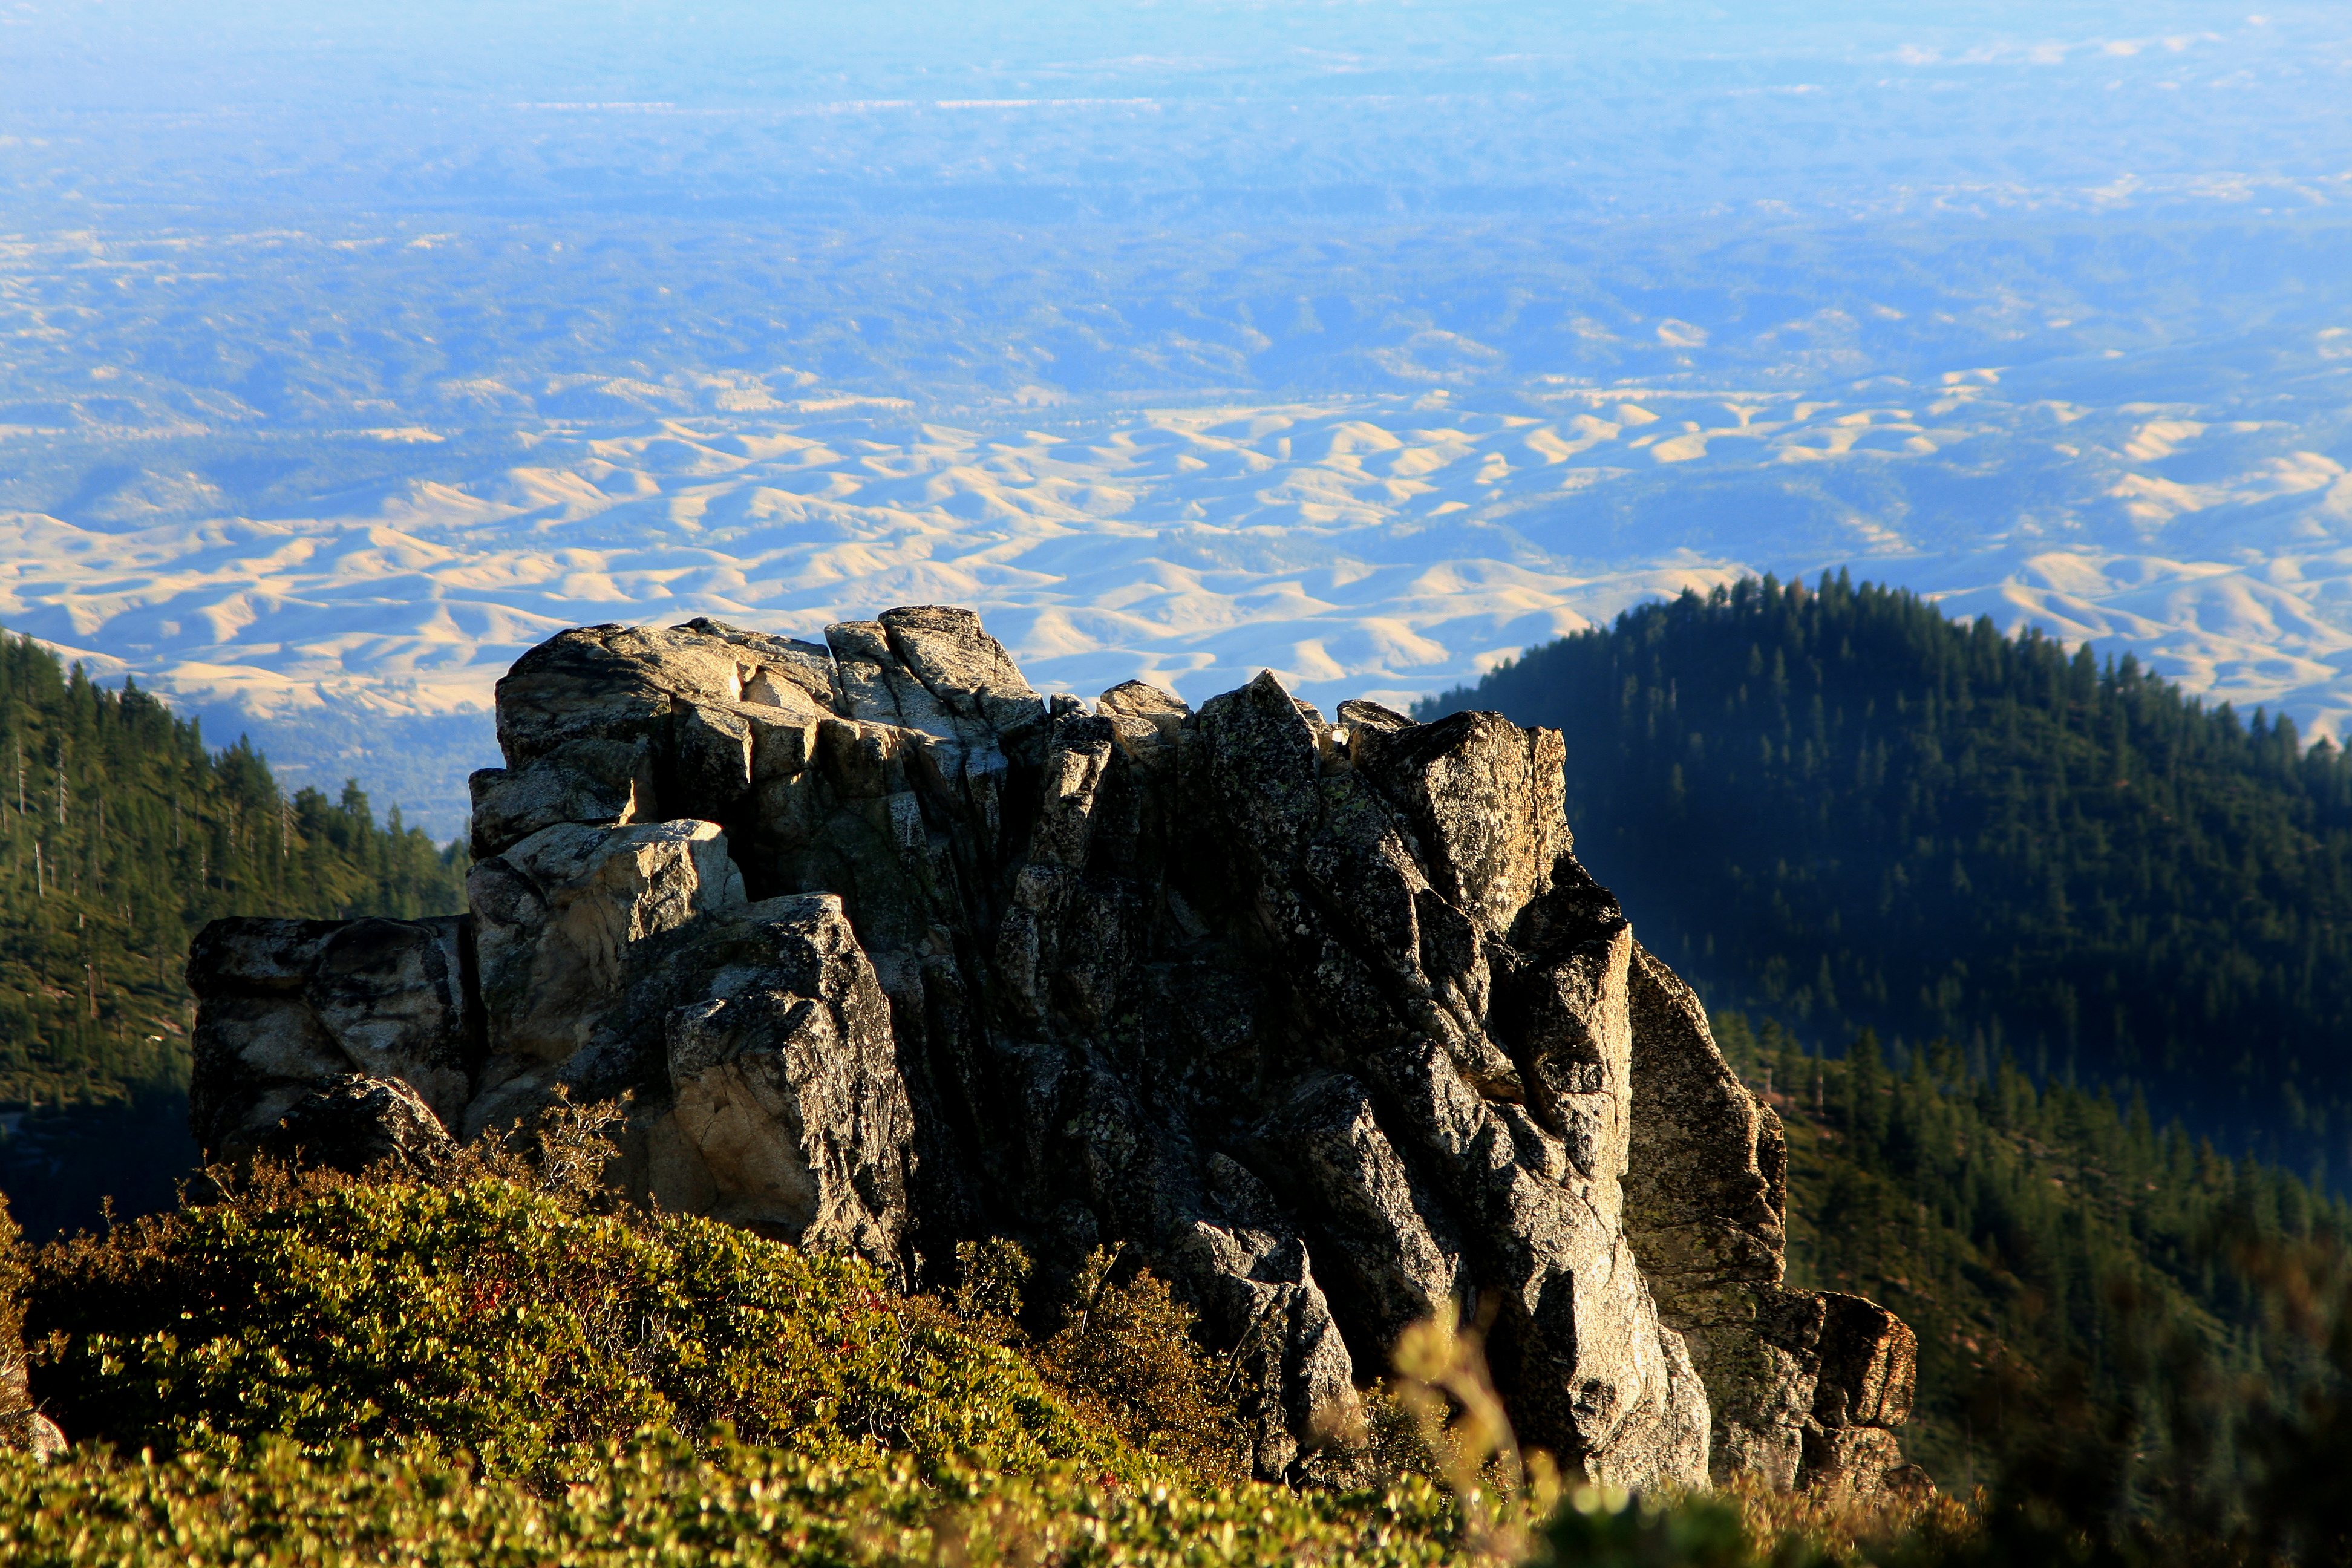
[
  {"left": 1709, "top": 1011, "right": 2347, "bottom": 1502},
  {"left": 0, "top": 629, "right": 466, "bottom": 1109},
  {"left": 1422, "top": 573, "right": 2352, "bottom": 1171}
]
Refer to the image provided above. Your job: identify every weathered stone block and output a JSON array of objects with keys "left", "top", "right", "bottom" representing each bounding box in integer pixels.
[{"left": 187, "top": 915, "right": 475, "bottom": 1156}]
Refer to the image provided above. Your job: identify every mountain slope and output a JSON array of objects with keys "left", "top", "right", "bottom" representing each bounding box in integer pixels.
[
  {"left": 1422, "top": 572, "right": 2352, "bottom": 1172},
  {"left": 0, "top": 628, "right": 466, "bottom": 1110},
  {"left": 1707, "top": 1011, "right": 2346, "bottom": 1495}
]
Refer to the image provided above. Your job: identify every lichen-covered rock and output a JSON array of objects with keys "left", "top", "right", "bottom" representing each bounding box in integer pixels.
[
  {"left": 0, "top": 1351, "right": 64, "bottom": 1459},
  {"left": 1618, "top": 947, "right": 1921, "bottom": 1495},
  {"left": 187, "top": 605, "right": 1918, "bottom": 1494},
  {"left": 465, "top": 817, "right": 745, "bottom": 1138},
  {"left": 254, "top": 1073, "right": 459, "bottom": 1176},
  {"left": 648, "top": 893, "right": 915, "bottom": 1282},
  {"left": 1812, "top": 1295, "right": 1919, "bottom": 1432},
  {"left": 468, "top": 737, "right": 659, "bottom": 861},
  {"left": 0, "top": 1405, "right": 65, "bottom": 1460},
  {"left": 1619, "top": 948, "right": 1918, "bottom": 1495}
]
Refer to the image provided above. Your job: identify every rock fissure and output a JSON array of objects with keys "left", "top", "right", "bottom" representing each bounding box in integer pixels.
[{"left": 188, "top": 606, "right": 1918, "bottom": 1496}]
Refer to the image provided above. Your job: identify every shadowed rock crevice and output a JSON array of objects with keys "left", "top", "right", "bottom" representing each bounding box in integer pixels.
[{"left": 188, "top": 607, "right": 1918, "bottom": 1495}]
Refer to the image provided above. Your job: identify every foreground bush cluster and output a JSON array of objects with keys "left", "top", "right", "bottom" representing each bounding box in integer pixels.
[
  {"left": 0, "top": 1433, "right": 1959, "bottom": 1568},
  {"left": 0, "top": 1132, "right": 1964, "bottom": 1567},
  {"left": 28, "top": 1176, "right": 1112, "bottom": 1481}
]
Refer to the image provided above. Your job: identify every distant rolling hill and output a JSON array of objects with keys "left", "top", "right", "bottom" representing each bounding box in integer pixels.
[{"left": 14, "top": 310, "right": 2352, "bottom": 844}]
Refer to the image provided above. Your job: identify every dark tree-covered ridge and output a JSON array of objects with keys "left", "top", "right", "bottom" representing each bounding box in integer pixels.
[
  {"left": 1708, "top": 1010, "right": 2349, "bottom": 1498},
  {"left": 1421, "top": 572, "right": 2352, "bottom": 1170},
  {"left": 0, "top": 629, "right": 466, "bottom": 1108}
]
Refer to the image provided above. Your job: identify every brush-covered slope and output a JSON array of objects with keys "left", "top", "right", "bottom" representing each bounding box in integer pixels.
[
  {"left": 0, "top": 1137, "right": 1478, "bottom": 1567},
  {"left": 1704, "top": 1011, "right": 2350, "bottom": 1498}
]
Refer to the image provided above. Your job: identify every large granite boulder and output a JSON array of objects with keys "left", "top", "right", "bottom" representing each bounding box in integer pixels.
[
  {"left": 187, "top": 915, "right": 476, "bottom": 1156},
  {"left": 186, "top": 605, "right": 1917, "bottom": 1493}
]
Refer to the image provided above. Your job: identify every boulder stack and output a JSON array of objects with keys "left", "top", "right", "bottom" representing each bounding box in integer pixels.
[{"left": 188, "top": 607, "right": 1918, "bottom": 1494}]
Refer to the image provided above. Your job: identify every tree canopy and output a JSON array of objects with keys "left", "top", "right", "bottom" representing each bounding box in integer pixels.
[{"left": 0, "top": 629, "right": 465, "bottom": 1109}]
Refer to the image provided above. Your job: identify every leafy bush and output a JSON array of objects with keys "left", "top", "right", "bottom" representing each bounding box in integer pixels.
[
  {"left": 1543, "top": 1486, "right": 1766, "bottom": 1568},
  {"left": 25, "top": 1175, "right": 1119, "bottom": 1483},
  {"left": 1028, "top": 1245, "right": 1247, "bottom": 1482},
  {"left": 0, "top": 1150, "right": 2016, "bottom": 1567}
]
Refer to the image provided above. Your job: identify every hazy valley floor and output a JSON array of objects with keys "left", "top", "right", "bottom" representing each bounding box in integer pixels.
[{"left": 9, "top": 324, "right": 2352, "bottom": 834}]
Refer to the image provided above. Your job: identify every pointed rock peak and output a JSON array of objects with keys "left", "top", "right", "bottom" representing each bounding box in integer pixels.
[
  {"left": 878, "top": 605, "right": 1043, "bottom": 738},
  {"left": 1200, "top": 667, "right": 1317, "bottom": 741},
  {"left": 1193, "top": 668, "right": 1325, "bottom": 859},
  {"left": 1247, "top": 666, "right": 1299, "bottom": 708},
  {"left": 1355, "top": 707, "right": 1569, "bottom": 936},
  {"left": 1096, "top": 679, "right": 1191, "bottom": 720}
]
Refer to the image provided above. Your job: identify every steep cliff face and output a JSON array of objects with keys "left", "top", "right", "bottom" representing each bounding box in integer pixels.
[{"left": 186, "top": 607, "right": 1917, "bottom": 1494}]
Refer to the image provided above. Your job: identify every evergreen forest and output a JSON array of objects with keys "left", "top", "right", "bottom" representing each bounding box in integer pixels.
[
  {"left": 0, "top": 629, "right": 466, "bottom": 1110},
  {"left": 1420, "top": 573, "right": 2352, "bottom": 1175},
  {"left": 1711, "top": 1010, "right": 2348, "bottom": 1515}
]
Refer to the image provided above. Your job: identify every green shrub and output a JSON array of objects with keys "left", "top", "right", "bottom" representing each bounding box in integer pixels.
[
  {"left": 0, "top": 1430, "right": 1461, "bottom": 1567},
  {"left": 5, "top": 1163, "right": 2002, "bottom": 1567},
  {"left": 973, "top": 1243, "right": 1249, "bottom": 1483},
  {"left": 1541, "top": 1486, "right": 1764, "bottom": 1568},
  {"left": 26, "top": 1177, "right": 1120, "bottom": 1483}
]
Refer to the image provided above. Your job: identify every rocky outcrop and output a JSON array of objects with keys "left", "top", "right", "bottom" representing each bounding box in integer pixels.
[
  {"left": 186, "top": 607, "right": 1917, "bottom": 1494},
  {"left": 1621, "top": 950, "right": 1919, "bottom": 1497},
  {"left": 0, "top": 1356, "right": 65, "bottom": 1460},
  {"left": 255, "top": 1073, "right": 458, "bottom": 1177},
  {"left": 188, "top": 915, "right": 477, "bottom": 1154}
]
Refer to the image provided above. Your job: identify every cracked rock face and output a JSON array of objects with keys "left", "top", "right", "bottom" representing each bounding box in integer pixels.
[{"left": 187, "top": 606, "right": 1917, "bottom": 1495}]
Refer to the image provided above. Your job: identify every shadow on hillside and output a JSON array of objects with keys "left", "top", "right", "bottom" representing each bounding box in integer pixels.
[{"left": 0, "top": 1090, "right": 200, "bottom": 1244}]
